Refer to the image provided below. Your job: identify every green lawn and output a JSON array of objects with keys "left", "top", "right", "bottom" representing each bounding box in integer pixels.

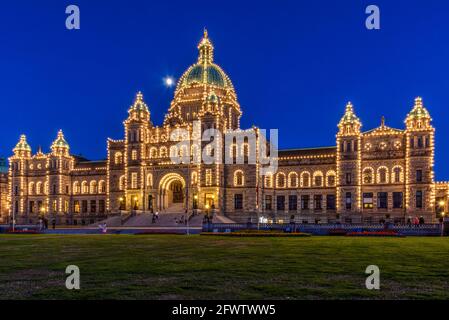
[{"left": 0, "top": 235, "right": 448, "bottom": 300}]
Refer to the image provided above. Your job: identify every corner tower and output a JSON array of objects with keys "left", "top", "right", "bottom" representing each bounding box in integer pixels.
[
  {"left": 336, "top": 102, "right": 362, "bottom": 222},
  {"left": 404, "top": 97, "right": 435, "bottom": 220}
]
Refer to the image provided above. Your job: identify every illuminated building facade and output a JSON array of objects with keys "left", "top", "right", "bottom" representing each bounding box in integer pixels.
[{"left": 6, "top": 31, "right": 449, "bottom": 225}]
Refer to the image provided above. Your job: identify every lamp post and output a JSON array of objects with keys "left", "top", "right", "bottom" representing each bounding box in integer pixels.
[{"left": 441, "top": 212, "right": 446, "bottom": 237}]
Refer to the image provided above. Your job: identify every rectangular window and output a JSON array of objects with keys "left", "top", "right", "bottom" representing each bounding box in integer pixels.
[
  {"left": 205, "top": 169, "right": 212, "bottom": 186},
  {"left": 410, "top": 137, "right": 415, "bottom": 148},
  {"left": 326, "top": 194, "right": 336, "bottom": 210},
  {"left": 234, "top": 194, "right": 243, "bottom": 210},
  {"left": 416, "top": 170, "right": 423, "bottom": 182},
  {"left": 74, "top": 200, "right": 80, "bottom": 213},
  {"left": 82, "top": 200, "right": 88, "bottom": 213},
  {"left": 346, "top": 142, "right": 351, "bottom": 152},
  {"left": 363, "top": 193, "right": 374, "bottom": 209},
  {"left": 417, "top": 137, "right": 423, "bottom": 148},
  {"left": 99, "top": 200, "right": 105, "bottom": 213},
  {"left": 416, "top": 191, "right": 423, "bottom": 208},
  {"left": 346, "top": 173, "right": 352, "bottom": 185},
  {"left": 265, "top": 195, "right": 272, "bottom": 210},
  {"left": 277, "top": 195, "right": 285, "bottom": 211},
  {"left": 314, "top": 195, "right": 322, "bottom": 210},
  {"left": 131, "top": 172, "right": 138, "bottom": 189},
  {"left": 90, "top": 200, "right": 96, "bottom": 213},
  {"left": 52, "top": 200, "right": 57, "bottom": 213},
  {"left": 345, "top": 192, "right": 352, "bottom": 210},
  {"left": 377, "top": 192, "right": 388, "bottom": 209},
  {"left": 393, "top": 192, "right": 403, "bottom": 209},
  {"left": 288, "top": 195, "right": 297, "bottom": 211},
  {"left": 425, "top": 136, "right": 430, "bottom": 148},
  {"left": 29, "top": 201, "right": 34, "bottom": 213},
  {"left": 301, "top": 195, "right": 309, "bottom": 210}
]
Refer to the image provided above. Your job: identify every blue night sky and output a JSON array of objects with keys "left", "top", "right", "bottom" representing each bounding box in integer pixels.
[{"left": 0, "top": 0, "right": 448, "bottom": 179}]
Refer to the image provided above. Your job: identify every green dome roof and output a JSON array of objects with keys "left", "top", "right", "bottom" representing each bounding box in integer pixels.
[
  {"left": 407, "top": 97, "right": 430, "bottom": 120},
  {"left": 51, "top": 130, "right": 69, "bottom": 150},
  {"left": 14, "top": 135, "right": 31, "bottom": 152},
  {"left": 185, "top": 64, "right": 227, "bottom": 87}
]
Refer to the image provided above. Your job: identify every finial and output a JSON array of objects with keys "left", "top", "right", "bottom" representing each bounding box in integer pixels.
[
  {"left": 346, "top": 101, "right": 353, "bottom": 111},
  {"left": 415, "top": 96, "right": 423, "bottom": 106},
  {"left": 136, "top": 91, "right": 143, "bottom": 101},
  {"left": 203, "top": 28, "right": 208, "bottom": 39},
  {"left": 381, "top": 116, "right": 385, "bottom": 127}
]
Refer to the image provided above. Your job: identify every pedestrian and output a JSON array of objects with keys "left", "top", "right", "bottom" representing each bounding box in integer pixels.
[
  {"left": 52, "top": 220, "right": 56, "bottom": 229},
  {"left": 155, "top": 211, "right": 159, "bottom": 220}
]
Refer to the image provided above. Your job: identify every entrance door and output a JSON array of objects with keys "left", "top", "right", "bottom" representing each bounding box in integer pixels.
[{"left": 171, "top": 181, "right": 184, "bottom": 203}]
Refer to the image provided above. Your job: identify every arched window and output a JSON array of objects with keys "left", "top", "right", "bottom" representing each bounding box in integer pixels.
[
  {"left": 160, "top": 146, "right": 168, "bottom": 158},
  {"left": 81, "top": 181, "right": 88, "bottom": 194},
  {"left": 265, "top": 173, "right": 273, "bottom": 188},
  {"left": 363, "top": 168, "right": 374, "bottom": 184},
  {"left": 234, "top": 170, "right": 245, "bottom": 187},
  {"left": 377, "top": 166, "right": 389, "bottom": 184},
  {"left": 276, "top": 172, "right": 286, "bottom": 188},
  {"left": 44, "top": 182, "right": 49, "bottom": 195},
  {"left": 36, "top": 182, "right": 42, "bottom": 195},
  {"left": 98, "top": 180, "right": 106, "bottom": 193},
  {"left": 230, "top": 143, "right": 237, "bottom": 158},
  {"left": 131, "top": 149, "right": 138, "bottom": 160},
  {"left": 180, "top": 145, "right": 188, "bottom": 158},
  {"left": 392, "top": 166, "right": 403, "bottom": 183},
  {"left": 301, "top": 172, "right": 311, "bottom": 187},
  {"left": 326, "top": 171, "right": 336, "bottom": 187},
  {"left": 191, "top": 144, "right": 199, "bottom": 162},
  {"left": 114, "top": 152, "right": 123, "bottom": 164},
  {"left": 313, "top": 171, "right": 323, "bottom": 187},
  {"left": 288, "top": 172, "right": 298, "bottom": 188},
  {"left": 191, "top": 171, "right": 198, "bottom": 185},
  {"left": 73, "top": 181, "right": 80, "bottom": 194},
  {"left": 28, "top": 182, "right": 35, "bottom": 195},
  {"left": 169, "top": 145, "right": 178, "bottom": 158},
  {"left": 147, "top": 173, "right": 153, "bottom": 188},
  {"left": 89, "top": 181, "right": 97, "bottom": 194},
  {"left": 150, "top": 147, "right": 158, "bottom": 159},
  {"left": 241, "top": 143, "right": 249, "bottom": 157},
  {"left": 119, "top": 176, "right": 126, "bottom": 191}
]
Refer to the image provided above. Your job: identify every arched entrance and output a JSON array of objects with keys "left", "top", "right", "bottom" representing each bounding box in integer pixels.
[{"left": 158, "top": 173, "right": 186, "bottom": 212}]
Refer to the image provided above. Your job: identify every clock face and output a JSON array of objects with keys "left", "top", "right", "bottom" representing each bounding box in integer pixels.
[
  {"left": 37, "top": 164, "right": 42, "bottom": 169},
  {"left": 379, "top": 142, "right": 387, "bottom": 150},
  {"left": 365, "top": 143, "right": 372, "bottom": 151},
  {"left": 29, "top": 164, "right": 34, "bottom": 170},
  {"left": 394, "top": 141, "right": 402, "bottom": 149}
]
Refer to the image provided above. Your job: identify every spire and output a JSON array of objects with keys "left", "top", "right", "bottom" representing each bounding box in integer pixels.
[
  {"left": 381, "top": 116, "right": 385, "bottom": 128},
  {"left": 198, "top": 28, "right": 214, "bottom": 64},
  {"left": 51, "top": 130, "right": 70, "bottom": 155},
  {"left": 13, "top": 134, "right": 32, "bottom": 155}
]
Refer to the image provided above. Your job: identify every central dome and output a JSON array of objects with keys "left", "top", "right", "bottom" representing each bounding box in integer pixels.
[{"left": 176, "top": 30, "right": 234, "bottom": 92}]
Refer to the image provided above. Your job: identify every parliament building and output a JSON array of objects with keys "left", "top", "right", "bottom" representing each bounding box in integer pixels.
[{"left": 5, "top": 31, "right": 449, "bottom": 225}]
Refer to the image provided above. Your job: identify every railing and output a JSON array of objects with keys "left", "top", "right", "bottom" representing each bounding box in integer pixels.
[{"left": 202, "top": 222, "right": 442, "bottom": 236}]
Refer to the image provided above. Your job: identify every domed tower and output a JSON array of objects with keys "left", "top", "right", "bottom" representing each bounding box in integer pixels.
[
  {"left": 10, "top": 135, "right": 32, "bottom": 218},
  {"left": 123, "top": 92, "right": 151, "bottom": 210},
  {"left": 164, "top": 30, "right": 241, "bottom": 130},
  {"left": 404, "top": 97, "right": 435, "bottom": 220},
  {"left": 336, "top": 102, "right": 362, "bottom": 221},
  {"left": 48, "top": 130, "right": 73, "bottom": 220}
]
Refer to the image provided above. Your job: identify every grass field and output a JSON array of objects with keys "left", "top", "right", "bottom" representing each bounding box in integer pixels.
[{"left": 0, "top": 234, "right": 449, "bottom": 300}]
